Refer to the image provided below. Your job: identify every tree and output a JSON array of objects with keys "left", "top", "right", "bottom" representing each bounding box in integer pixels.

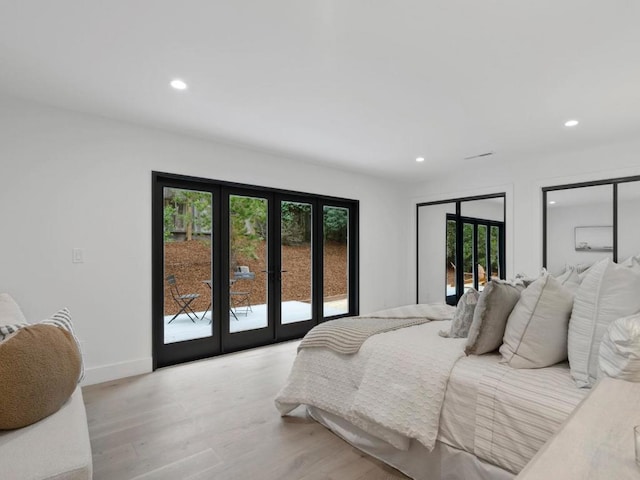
[
  {"left": 163, "top": 189, "right": 212, "bottom": 242},
  {"left": 229, "top": 196, "right": 267, "bottom": 268},
  {"left": 323, "top": 207, "right": 348, "bottom": 242}
]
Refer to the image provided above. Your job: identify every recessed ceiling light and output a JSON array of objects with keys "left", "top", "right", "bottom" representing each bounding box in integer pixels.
[
  {"left": 170, "top": 79, "right": 188, "bottom": 90},
  {"left": 564, "top": 119, "right": 579, "bottom": 127},
  {"left": 416, "top": 157, "right": 425, "bottom": 163},
  {"left": 549, "top": 200, "right": 557, "bottom": 205}
]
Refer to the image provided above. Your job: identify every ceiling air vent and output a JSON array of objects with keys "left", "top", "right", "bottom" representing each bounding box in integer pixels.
[{"left": 464, "top": 151, "right": 494, "bottom": 160}]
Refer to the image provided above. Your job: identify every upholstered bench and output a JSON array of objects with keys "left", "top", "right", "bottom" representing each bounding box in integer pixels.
[
  {"left": 0, "top": 293, "right": 92, "bottom": 479},
  {"left": 0, "top": 387, "right": 93, "bottom": 480}
]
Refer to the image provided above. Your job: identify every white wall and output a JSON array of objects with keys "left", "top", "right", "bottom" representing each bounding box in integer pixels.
[
  {"left": 408, "top": 139, "right": 640, "bottom": 292},
  {"left": 0, "top": 96, "right": 409, "bottom": 385}
]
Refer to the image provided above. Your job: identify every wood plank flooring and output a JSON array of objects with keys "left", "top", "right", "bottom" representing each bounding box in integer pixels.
[{"left": 83, "top": 341, "right": 408, "bottom": 480}]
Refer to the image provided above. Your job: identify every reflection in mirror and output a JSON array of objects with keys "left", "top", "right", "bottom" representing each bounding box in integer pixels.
[
  {"left": 418, "top": 203, "right": 456, "bottom": 304},
  {"left": 460, "top": 197, "right": 505, "bottom": 293},
  {"left": 417, "top": 195, "right": 505, "bottom": 305},
  {"left": 461, "top": 198, "right": 505, "bottom": 222},
  {"left": 546, "top": 185, "right": 613, "bottom": 275},
  {"left": 618, "top": 181, "right": 640, "bottom": 262}
]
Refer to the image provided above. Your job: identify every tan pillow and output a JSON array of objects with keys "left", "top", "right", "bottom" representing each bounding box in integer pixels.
[
  {"left": 500, "top": 274, "right": 574, "bottom": 368},
  {"left": 465, "top": 280, "right": 523, "bottom": 355},
  {"left": 0, "top": 324, "right": 81, "bottom": 430}
]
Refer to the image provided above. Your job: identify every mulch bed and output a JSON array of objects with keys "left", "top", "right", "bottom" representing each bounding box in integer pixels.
[{"left": 164, "top": 240, "right": 347, "bottom": 315}]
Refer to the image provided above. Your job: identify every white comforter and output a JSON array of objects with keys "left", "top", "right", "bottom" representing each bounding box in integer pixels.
[{"left": 275, "top": 321, "right": 466, "bottom": 451}]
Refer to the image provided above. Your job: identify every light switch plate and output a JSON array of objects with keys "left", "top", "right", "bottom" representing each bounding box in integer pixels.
[{"left": 72, "top": 248, "right": 84, "bottom": 264}]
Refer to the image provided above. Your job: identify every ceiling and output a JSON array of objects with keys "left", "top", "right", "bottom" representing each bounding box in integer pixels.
[{"left": 1, "top": 1, "right": 639, "bottom": 181}]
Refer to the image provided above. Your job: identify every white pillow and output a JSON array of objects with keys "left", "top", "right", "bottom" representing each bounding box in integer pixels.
[
  {"left": 599, "top": 313, "right": 640, "bottom": 382},
  {"left": 568, "top": 258, "right": 640, "bottom": 388},
  {"left": 500, "top": 273, "right": 574, "bottom": 368},
  {"left": 553, "top": 266, "right": 581, "bottom": 292},
  {"left": 0, "top": 293, "right": 27, "bottom": 326}
]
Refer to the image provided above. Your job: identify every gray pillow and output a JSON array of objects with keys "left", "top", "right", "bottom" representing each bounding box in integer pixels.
[
  {"left": 465, "top": 280, "right": 523, "bottom": 355},
  {"left": 439, "top": 288, "right": 479, "bottom": 338}
]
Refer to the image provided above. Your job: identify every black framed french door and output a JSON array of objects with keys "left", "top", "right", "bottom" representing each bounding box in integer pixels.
[
  {"left": 153, "top": 172, "right": 359, "bottom": 369},
  {"left": 152, "top": 176, "right": 222, "bottom": 368}
]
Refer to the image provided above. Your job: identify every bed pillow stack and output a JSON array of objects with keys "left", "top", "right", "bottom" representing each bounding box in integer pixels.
[
  {"left": 568, "top": 258, "right": 640, "bottom": 388},
  {"left": 499, "top": 273, "right": 574, "bottom": 368}
]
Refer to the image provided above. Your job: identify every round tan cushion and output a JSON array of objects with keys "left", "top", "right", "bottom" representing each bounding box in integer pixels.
[{"left": 0, "top": 324, "right": 81, "bottom": 429}]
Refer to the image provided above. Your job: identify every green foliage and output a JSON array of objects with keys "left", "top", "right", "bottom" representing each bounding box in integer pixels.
[
  {"left": 164, "top": 188, "right": 212, "bottom": 242},
  {"left": 446, "top": 220, "right": 499, "bottom": 274},
  {"left": 163, "top": 204, "right": 177, "bottom": 241},
  {"left": 323, "top": 207, "right": 348, "bottom": 242},
  {"left": 281, "top": 202, "right": 311, "bottom": 245},
  {"left": 229, "top": 196, "right": 267, "bottom": 266}
]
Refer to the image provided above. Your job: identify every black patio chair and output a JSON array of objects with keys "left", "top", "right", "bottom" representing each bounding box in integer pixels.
[
  {"left": 167, "top": 274, "right": 200, "bottom": 323},
  {"left": 230, "top": 268, "right": 255, "bottom": 316}
]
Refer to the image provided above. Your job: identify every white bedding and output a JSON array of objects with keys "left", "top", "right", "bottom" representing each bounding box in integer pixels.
[
  {"left": 473, "top": 360, "right": 588, "bottom": 473},
  {"left": 276, "top": 320, "right": 465, "bottom": 450},
  {"left": 277, "top": 317, "right": 589, "bottom": 476}
]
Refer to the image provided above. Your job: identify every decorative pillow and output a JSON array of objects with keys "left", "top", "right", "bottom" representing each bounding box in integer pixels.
[
  {"left": 0, "top": 308, "right": 84, "bottom": 381},
  {"left": 0, "top": 293, "right": 27, "bottom": 327},
  {"left": 568, "top": 258, "right": 640, "bottom": 388},
  {"left": 0, "top": 324, "right": 81, "bottom": 429},
  {"left": 598, "top": 314, "right": 640, "bottom": 382},
  {"left": 439, "top": 288, "right": 479, "bottom": 338},
  {"left": 553, "top": 266, "right": 581, "bottom": 292},
  {"left": 465, "top": 280, "right": 523, "bottom": 355},
  {"left": 500, "top": 273, "right": 574, "bottom": 368}
]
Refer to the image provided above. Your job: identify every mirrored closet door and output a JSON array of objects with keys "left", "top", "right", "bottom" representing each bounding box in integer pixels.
[
  {"left": 543, "top": 175, "right": 640, "bottom": 271},
  {"left": 417, "top": 194, "right": 506, "bottom": 305}
]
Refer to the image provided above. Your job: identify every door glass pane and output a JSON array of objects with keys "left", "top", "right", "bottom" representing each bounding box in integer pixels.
[
  {"left": 618, "top": 181, "right": 640, "bottom": 263},
  {"left": 477, "top": 224, "right": 488, "bottom": 291},
  {"left": 163, "top": 187, "right": 212, "bottom": 344},
  {"left": 490, "top": 226, "right": 500, "bottom": 279},
  {"left": 281, "top": 201, "right": 313, "bottom": 324},
  {"left": 463, "top": 223, "right": 474, "bottom": 292},
  {"left": 323, "top": 206, "right": 349, "bottom": 317},
  {"left": 229, "top": 195, "right": 268, "bottom": 333},
  {"left": 445, "top": 217, "right": 457, "bottom": 302},
  {"left": 546, "top": 185, "right": 613, "bottom": 275}
]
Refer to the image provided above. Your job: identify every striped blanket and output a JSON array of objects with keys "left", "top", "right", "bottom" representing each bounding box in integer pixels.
[
  {"left": 298, "top": 303, "right": 455, "bottom": 354},
  {"left": 474, "top": 361, "right": 587, "bottom": 473}
]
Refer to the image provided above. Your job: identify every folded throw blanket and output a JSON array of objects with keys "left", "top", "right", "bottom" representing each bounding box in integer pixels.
[{"left": 298, "top": 303, "right": 455, "bottom": 354}]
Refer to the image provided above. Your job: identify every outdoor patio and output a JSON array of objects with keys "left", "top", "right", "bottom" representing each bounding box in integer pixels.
[{"left": 164, "top": 299, "right": 347, "bottom": 344}]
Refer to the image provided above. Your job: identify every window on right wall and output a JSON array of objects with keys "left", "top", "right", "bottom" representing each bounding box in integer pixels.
[{"left": 543, "top": 175, "right": 640, "bottom": 274}]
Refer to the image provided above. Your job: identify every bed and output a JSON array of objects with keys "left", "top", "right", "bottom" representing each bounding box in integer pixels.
[{"left": 275, "top": 307, "right": 589, "bottom": 480}]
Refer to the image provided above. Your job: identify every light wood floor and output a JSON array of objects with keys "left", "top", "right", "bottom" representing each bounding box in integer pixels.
[{"left": 83, "top": 341, "right": 408, "bottom": 480}]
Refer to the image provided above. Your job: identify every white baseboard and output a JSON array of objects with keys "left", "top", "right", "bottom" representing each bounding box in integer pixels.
[{"left": 82, "top": 357, "right": 153, "bottom": 386}]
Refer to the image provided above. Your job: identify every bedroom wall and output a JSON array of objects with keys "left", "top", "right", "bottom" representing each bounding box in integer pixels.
[
  {"left": 0, "top": 95, "right": 409, "bottom": 385},
  {"left": 407, "top": 138, "right": 640, "bottom": 292}
]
